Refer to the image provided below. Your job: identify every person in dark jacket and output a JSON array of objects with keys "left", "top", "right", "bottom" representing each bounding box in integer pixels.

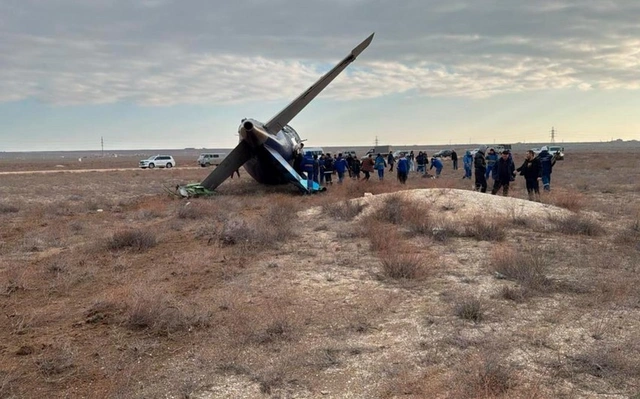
[
  {"left": 351, "top": 153, "right": 361, "bottom": 179},
  {"left": 491, "top": 150, "right": 515, "bottom": 196},
  {"left": 323, "top": 153, "right": 334, "bottom": 185},
  {"left": 517, "top": 150, "right": 542, "bottom": 201},
  {"left": 312, "top": 154, "right": 320, "bottom": 184},
  {"left": 387, "top": 151, "right": 395, "bottom": 172},
  {"left": 537, "top": 146, "right": 556, "bottom": 191},
  {"left": 334, "top": 153, "right": 348, "bottom": 183},
  {"left": 451, "top": 149, "right": 458, "bottom": 170},
  {"left": 301, "top": 151, "right": 315, "bottom": 191},
  {"left": 474, "top": 145, "right": 488, "bottom": 193},
  {"left": 430, "top": 157, "right": 443, "bottom": 178},
  {"left": 375, "top": 153, "right": 386, "bottom": 180},
  {"left": 462, "top": 150, "right": 473, "bottom": 179},
  {"left": 396, "top": 153, "right": 409, "bottom": 183}
]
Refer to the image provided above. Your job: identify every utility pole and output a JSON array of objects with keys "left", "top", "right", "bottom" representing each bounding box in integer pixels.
[
  {"left": 374, "top": 136, "right": 379, "bottom": 147},
  {"left": 550, "top": 127, "right": 556, "bottom": 144},
  {"left": 101, "top": 136, "right": 104, "bottom": 157}
]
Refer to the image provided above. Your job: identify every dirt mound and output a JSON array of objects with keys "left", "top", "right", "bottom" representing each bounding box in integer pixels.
[{"left": 304, "top": 188, "right": 573, "bottom": 223}]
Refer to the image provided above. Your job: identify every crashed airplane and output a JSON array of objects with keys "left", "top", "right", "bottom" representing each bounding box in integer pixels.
[{"left": 176, "top": 33, "right": 374, "bottom": 197}]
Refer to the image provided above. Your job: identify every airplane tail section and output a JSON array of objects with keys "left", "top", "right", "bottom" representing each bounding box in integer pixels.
[
  {"left": 264, "top": 33, "right": 374, "bottom": 134},
  {"left": 200, "top": 140, "right": 253, "bottom": 190}
]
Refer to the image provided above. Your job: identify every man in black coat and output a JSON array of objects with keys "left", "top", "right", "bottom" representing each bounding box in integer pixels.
[
  {"left": 516, "top": 150, "right": 542, "bottom": 201},
  {"left": 474, "top": 145, "right": 487, "bottom": 193},
  {"left": 451, "top": 149, "right": 458, "bottom": 170},
  {"left": 491, "top": 150, "right": 515, "bottom": 196}
]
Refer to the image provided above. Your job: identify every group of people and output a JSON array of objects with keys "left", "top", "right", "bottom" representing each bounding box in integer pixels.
[
  {"left": 297, "top": 146, "right": 558, "bottom": 200},
  {"left": 298, "top": 149, "right": 453, "bottom": 189},
  {"left": 469, "top": 145, "right": 557, "bottom": 201}
]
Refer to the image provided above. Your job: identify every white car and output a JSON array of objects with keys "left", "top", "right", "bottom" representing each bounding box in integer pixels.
[{"left": 139, "top": 155, "right": 176, "bottom": 169}]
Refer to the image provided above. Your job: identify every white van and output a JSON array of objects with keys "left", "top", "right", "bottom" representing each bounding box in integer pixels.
[
  {"left": 303, "top": 147, "right": 324, "bottom": 157},
  {"left": 197, "top": 153, "right": 227, "bottom": 167}
]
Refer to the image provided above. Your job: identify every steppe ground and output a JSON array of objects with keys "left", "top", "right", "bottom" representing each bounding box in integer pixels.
[{"left": 1, "top": 148, "right": 639, "bottom": 399}]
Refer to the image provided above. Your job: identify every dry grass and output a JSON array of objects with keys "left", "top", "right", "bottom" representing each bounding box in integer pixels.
[
  {"left": 2, "top": 149, "right": 640, "bottom": 398},
  {"left": 549, "top": 213, "right": 605, "bottom": 236},
  {"left": 107, "top": 229, "right": 157, "bottom": 251},
  {"left": 489, "top": 246, "right": 552, "bottom": 294},
  {"left": 454, "top": 297, "right": 484, "bottom": 322},
  {"left": 378, "top": 252, "right": 429, "bottom": 280}
]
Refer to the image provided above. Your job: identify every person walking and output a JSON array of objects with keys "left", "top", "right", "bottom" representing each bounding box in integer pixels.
[
  {"left": 416, "top": 152, "right": 427, "bottom": 174},
  {"left": 334, "top": 153, "right": 348, "bottom": 183},
  {"left": 516, "top": 150, "right": 542, "bottom": 201},
  {"left": 485, "top": 148, "right": 498, "bottom": 180},
  {"left": 451, "top": 149, "right": 458, "bottom": 170},
  {"left": 474, "top": 145, "right": 488, "bottom": 192},
  {"left": 430, "top": 157, "right": 443, "bottom": 178},
  {"left": 490, "top": 150, "right": 515, "bottom": 196},
  {"left": 375, "top": 153, "right": 386, "bottom": 180},
  {"left": 351, "top": 154, "right": 361, "bottom": 179},
  {"left": 301, "top": 151, "right": 315, "bottom": 191},
  {"left": 396, "top": 153, "right": 409, "bottom": 183},
  {"left": 323, "top": 153, "right": 334, "bottom": 185},
  {"left": 463, "top": 150, "right": 473, "bottom": 179},
  {"left": 387, "top": 151, "right": 395, "bottom": 172},
  {"left": 361, "top": 154, "right": 374, "bottom": 181},
  {"left": 537, "top": 146, "right": 556, "bottom": 191}
]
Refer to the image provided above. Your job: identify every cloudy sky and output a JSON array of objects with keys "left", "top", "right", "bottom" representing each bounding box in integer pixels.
[{"left": 1, "top": 0, "right": 639, "bottom": 151}]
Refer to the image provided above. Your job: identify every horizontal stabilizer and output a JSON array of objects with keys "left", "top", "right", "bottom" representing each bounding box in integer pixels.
[
  {"left": 263, "top": 145, "right": 324, "bottom": 193},
  {"left": 264, "top": 33, "right": 374, "bottom": 134},
  {"left": 200, "top": 140, "right": 253, "bottom": 190}
]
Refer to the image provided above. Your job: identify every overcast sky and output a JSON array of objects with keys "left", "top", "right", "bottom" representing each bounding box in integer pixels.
[{"left": 1, "top": 0, "right": 639, "bottom": 151}]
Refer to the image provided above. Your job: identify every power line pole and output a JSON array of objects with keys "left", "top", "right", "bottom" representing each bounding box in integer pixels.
[
  {"left": 550, "top": 127, "right": 556, "bottom": 144},
  {"left": 101, "top": 136, "right": 104, "bottom": 157},
  {"left": 374, "top": 136, "right": 379, "bottom": 147}
]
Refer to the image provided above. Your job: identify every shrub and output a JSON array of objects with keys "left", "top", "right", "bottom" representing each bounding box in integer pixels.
[
  {"left": 0, "top": 203, "right": 19, "bottom": 214},
  {"left": 462, "top": 216, "right": 507, "bottom": 241},
  {"left": 126, "top": 291, "right": 210, "bottom": 336},
  {"left": 551, "top": 214, "right": 605, "bottom": 236},
  {"left": 322, "top": 200, "right": 365, "bottom": 221},
  {"left": 108, "top": 230, "right": 157, "bottom": 251},
  {"left": 545, "top": 190, "right": 584, "bottom": 212},
  {"left": 373, "top": 194, "right": 406, "bottom": 224},
  {"left": 455, "top": 298, "right": 484, "bottom": 322},
  {"left": 490, "top": 248, "right": 551, "bottom": 292},
  {"left": 379, "top": 253, "right": 427, "bottom": 280}
]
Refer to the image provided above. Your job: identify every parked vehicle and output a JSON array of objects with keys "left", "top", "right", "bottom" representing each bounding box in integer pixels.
[
  {"left": 532, "top": 146, "right": 564, "bottom": 160},
  {"left": 392, "top": 149, "right": 412, "bottom": 159},
  {"left": 139, "top": 155, "right": 175, "bottom": 169},
  {"left": 197, "top": 153, "right": 227, "bottom": 167},
  {"left": 362, "top": 145, "right": 392, "bottom": 159},
  {"left": 304, "top": 147, "right": 324, "bottom": 157},
  {"left": 432, "top": 149, "right": 453, "bottom": 158}
]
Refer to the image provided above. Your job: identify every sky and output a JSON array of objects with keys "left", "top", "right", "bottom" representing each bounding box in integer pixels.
[{"left": 1, "top": 0, "right": 639, "bottom": 151}]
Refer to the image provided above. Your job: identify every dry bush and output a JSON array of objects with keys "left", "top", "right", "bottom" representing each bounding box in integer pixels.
[
  {"left": 490, "top": 247, "right": 551, "bottom": 293},
  {"left": 0, "top": 203, "right": 19, "bottom": 214},
  {"left": 549, "top": 213, "right": 605, "bottom": 236},
  {"left": 454, "top": 297, "right": 484, "bottom": 322},
  {"left": 462, "top": 216, "right": 507, "bottom": 241},
  {"left": 568, "top": 343, "right": 640, "bottom": 381},
  {"left": 35, "top": 344, "right": 76, "bottom": 378},
  {"left": 379, "top": 252, "right": 428, "bottom": 280},
  {"left": 544, "top": 189, "right": 584, "bottom": 212},
  {"left": 365, "top": 220, "right": 401, "bottom": 252},
  {"left": 614, "top": 218, "right": 640, "bottom": 247},
  {"left": 108, "top": 229, "right": 157, "bottom": 251},
  {"left": 499, "top": 285, "right": 529, "bottom": 303},
  {"left": 452, "top": 353, "right": 517, "bottom": 397},
  {"left": 126, "top": 289, "right": 211, "bottom": 336},
  {"left": 372, "top": 194, "right": 406, "bottom": 224},
  {"left": 176, "top": 203, "right": 206, "bottom": 219},
  {"left": 322, "top": 199, "right": 365, "bottom": 221}
]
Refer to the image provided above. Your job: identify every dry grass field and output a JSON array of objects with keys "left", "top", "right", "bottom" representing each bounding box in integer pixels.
[{"left": 1, "top": 148, "right": 639, "bottom": 398}]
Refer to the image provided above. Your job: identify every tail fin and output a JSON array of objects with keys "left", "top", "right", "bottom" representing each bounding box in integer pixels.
[{"left": 264, "top": 33, "right": 374, "bottom": 134}]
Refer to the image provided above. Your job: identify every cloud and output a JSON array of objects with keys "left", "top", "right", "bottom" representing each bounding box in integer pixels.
[{"left": 1, "top": 0, "right": 639, "bottom": 106}]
